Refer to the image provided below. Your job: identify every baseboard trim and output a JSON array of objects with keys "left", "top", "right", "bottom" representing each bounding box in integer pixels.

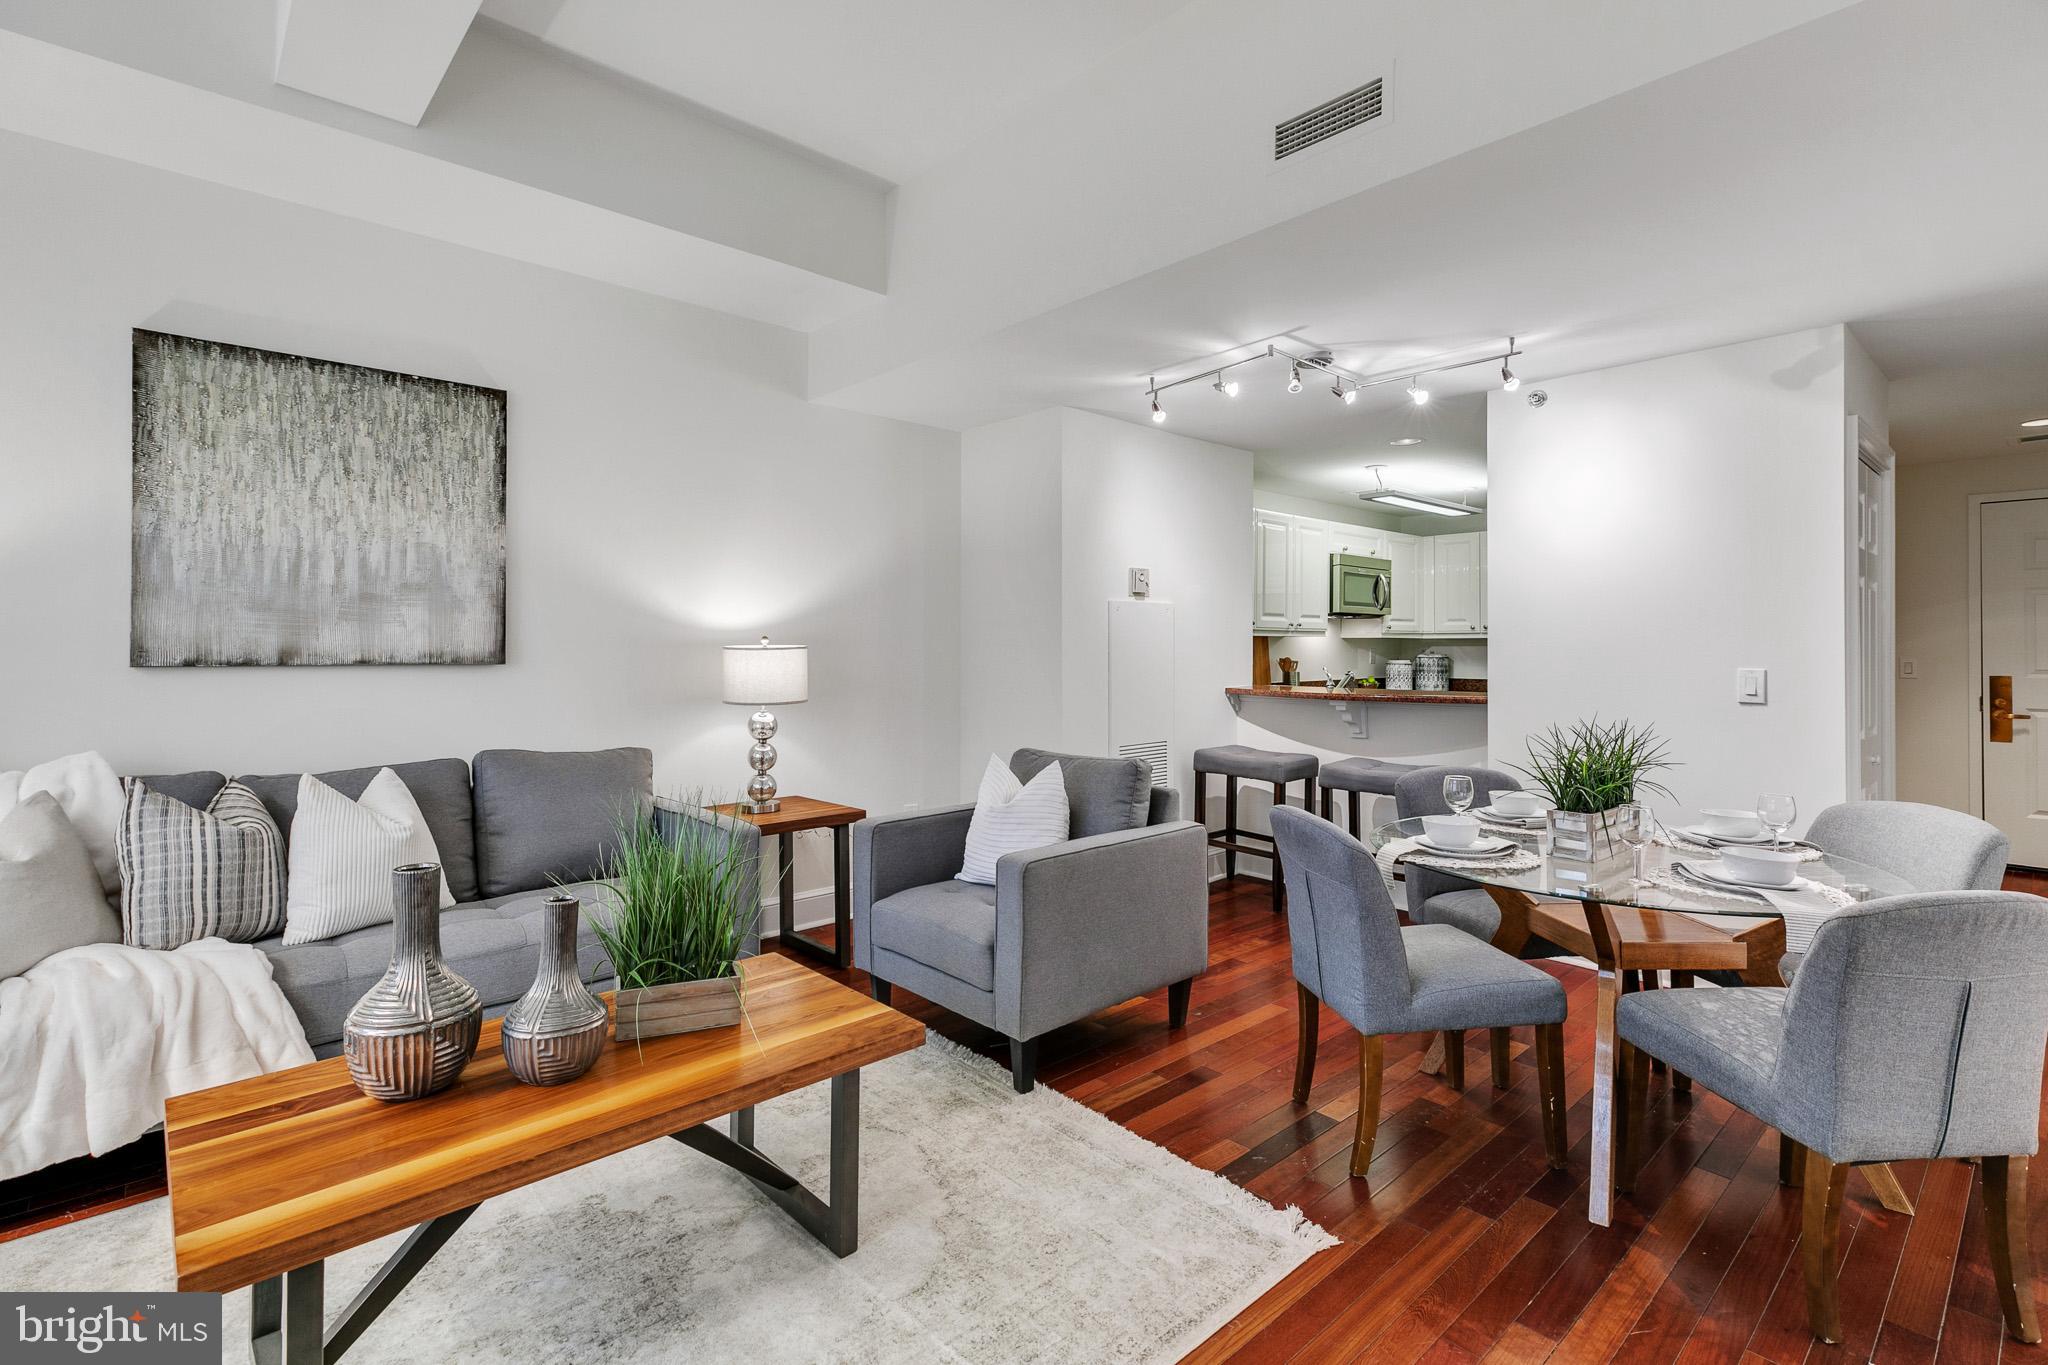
[{"left": 757, "top": 885, "right": 839, "bottom": 937}]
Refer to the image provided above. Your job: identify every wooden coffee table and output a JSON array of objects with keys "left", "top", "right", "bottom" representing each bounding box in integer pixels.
[{"left": 165, "top": 955, "right": 923, "bottom": 1365}]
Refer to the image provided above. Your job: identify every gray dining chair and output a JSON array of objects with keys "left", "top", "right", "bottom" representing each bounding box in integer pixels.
[
  {"left": 1808, "top": 800, "right": 2009, "bottom": 892},
  {"left": 1616, "top": 890, "right": 2048, "bottom": 1345},
  {"left": 1394, "top": 765, "right": 1573, "bottom": 1086},
  {"left": 1270, "top": 806, "right": 1569, "bottom": 1180}
]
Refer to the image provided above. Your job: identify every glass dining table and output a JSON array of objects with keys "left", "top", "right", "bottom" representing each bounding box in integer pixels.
[{"left": 1366, "top": 815, "right": 1918, "bottom": 1227}]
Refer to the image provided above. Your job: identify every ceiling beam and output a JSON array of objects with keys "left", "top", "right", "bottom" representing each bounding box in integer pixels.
[{"left": 274, "top": 0, "right": 483, "bottom": 126}]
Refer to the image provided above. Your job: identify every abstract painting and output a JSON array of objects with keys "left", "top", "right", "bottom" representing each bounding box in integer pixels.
[{"left": 131, "top": 330, "right": 506, "bottom": 666}]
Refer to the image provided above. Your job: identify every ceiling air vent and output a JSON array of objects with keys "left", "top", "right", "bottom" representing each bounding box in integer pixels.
[{"left": 1275, "top": 78, "right": 1384, "bottom": 160}]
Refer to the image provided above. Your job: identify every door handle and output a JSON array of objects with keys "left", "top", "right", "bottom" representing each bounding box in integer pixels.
[{"left": 1991, "top": 675, "right": 2015, "bottom": 742}]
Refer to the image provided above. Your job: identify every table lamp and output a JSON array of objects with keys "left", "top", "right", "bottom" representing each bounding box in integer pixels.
[{"left": 722, "top": 636, "right": 808, "bottom": 813}]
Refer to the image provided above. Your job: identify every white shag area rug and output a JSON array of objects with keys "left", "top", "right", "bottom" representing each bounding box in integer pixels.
[{"left": 0, "top": 1038, "right": 1333, "bottom": 1364}]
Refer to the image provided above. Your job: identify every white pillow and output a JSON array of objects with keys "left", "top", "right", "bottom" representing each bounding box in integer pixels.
[
  {"left": 958, "top": 754, "right": 1069, "bottom": 886},
  {"left": 284, "top": 769, "right": 454, "bottom": 945},
  {"left": 0, "top": 751, "right": 124, "bottom": 903}
]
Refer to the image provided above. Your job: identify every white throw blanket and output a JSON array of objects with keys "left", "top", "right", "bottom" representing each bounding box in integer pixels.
[{"left": 0, "top": 938, "right": 313, "bottom": 1181}]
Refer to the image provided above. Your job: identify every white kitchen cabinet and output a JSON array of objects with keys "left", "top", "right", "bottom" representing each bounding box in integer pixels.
[
  {"left": 1252, "top": 510, "right": 1295, "bottom": 632},
  {"left": 1330, "top": 527, "right": 1388, "bottom": 559},
  {"left": 1291, "top": 517, "right": 1328, "bottom": 632},
  {"left": 1252, "top": 509, "right": 1341, "bottom": 635},
  {"left": 1382, "top": 532, "right": 1421, "bottom": 633},
  {"left": 1422, "top": 532, "right": 1486, "bottom": 634}
]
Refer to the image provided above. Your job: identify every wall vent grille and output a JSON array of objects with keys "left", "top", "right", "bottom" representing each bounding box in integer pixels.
[
  {"left": 1118, "top": 739, "right": 1171, "bottom": 790},
  {"left": 1275, "top": 78, "right": 1384, "bottom": 160},
  {"left": 2023, "top": 432, "right": 2048, "bottom": 445}
]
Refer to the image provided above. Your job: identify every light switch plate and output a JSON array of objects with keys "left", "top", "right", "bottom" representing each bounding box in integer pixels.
[
  {"left": 1899, "top": 658, "right": 1916, "bottom": 678},
  {"left": 1736, "top": 667, "right": 1768, "bottom": 705},
  {"left": 1128, "top": 567, "right": 1151, "bottom": 597}
]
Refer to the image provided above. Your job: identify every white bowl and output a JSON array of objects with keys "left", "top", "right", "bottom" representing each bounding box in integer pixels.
[
  {"left": 1491, "top": 790, "right": 1547, "bottom": 818},
  {"left": 1718, "top": 846, "right": 1802, "bottom": 888},
  {"left": 1421, "top": 814, "right": 1481, "bottom": 848},
  {"left": 1701, "top": 807, "right": 1764, "bottom": 839}
]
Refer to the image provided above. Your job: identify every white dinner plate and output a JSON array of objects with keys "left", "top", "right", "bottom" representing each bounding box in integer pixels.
[
  {"left": 1411, "top": 833, "right": 1516, "bottom": 857},
  {"left": 1679, "top": 858, "right": 1799, "bottom": 892},
  {"left": 1676, "top": 823, "right": 1776, "bottom": 846},
  {"left": 1476, "top": 805, "right": 1547, "bottom": 825}
]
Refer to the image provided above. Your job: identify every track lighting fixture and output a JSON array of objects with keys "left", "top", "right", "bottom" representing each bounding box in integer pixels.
[{"left": 1136, "top": 338, "right": 1520, "bottom": 421}]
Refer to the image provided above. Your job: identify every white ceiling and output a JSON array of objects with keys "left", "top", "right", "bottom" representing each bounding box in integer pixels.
[
  {"left": 477, "top": 0, "right": 1193, "bottom": 182},
  {"left": 1853, "top": 288, "right": 2048, "bottom": 464},
  {"left": 1249, "top": 391, "right": 1488, "bottom": 510},
  {"left": 807, "top": 0, "right": 2048, "bottom": 501}
]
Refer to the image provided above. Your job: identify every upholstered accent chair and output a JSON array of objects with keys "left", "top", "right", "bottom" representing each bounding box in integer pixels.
[
  {"left": 1270, "top": 806, "right": 1569, "bottom": 1180},
  {"left": 852, "top": 749, "right": 1208, "bottom": 1093},
  {"left": 1617, "top": 891, "right": 2048, "bottom": 1345}
]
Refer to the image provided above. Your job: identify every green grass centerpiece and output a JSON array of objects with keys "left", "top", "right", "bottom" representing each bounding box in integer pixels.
[
  {"left": 1512, "top": 719, "right": 1676, "bottom": 862},
  {"left": 590, "top": 799, "right": 756, "bottom": 1041}
]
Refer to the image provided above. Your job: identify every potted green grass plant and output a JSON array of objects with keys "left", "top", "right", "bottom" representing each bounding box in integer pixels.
[
  {"left": 1512, "top": 718, "right": 1676, "bottom": 862},
  {"left": 589, "top": 798, "right": 756, "bottom": 1041}
]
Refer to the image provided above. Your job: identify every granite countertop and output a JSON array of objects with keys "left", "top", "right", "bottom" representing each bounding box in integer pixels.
[{"left": 1225, "top": 684, "right": 1487, "bottom": 706}]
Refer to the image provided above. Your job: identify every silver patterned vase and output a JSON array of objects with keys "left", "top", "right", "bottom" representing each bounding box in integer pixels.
[
  {"left": 342, "top": 863, "right": 483, "bottom": 1102},
  {"left": 500, "top": 892, "right": 608, "bottom": 1086}
]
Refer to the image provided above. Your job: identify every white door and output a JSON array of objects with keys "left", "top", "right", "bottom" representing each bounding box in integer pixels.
[
  {"left": 1292, "top": 517, "right": 1329, "bottom": 632},
  {"left": 1252, "top": 511, "right": 1293, "bottom": 632},
  {"left": 1384, "top": 533, "right": 1420, "bottom": 633},
  {"left": 1983, "top": 496, "right": 2048, "bottom": 866},
  {"left": 1852, "top": 457, "right": 1889, "bottom": 800}
]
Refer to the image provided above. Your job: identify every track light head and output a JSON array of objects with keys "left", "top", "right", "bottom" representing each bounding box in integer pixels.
[
  {"left": 1500, "top": 364, "right": 1520, "bottom": 392},
  {"left": 1150, "top": 391, "right": 1165, "bottom": 423},
  {"left": 1287, "top": 364, "right": 1303, "bottom": 394},
  {"left": 1214, "top": 372, "right": 1240, "bottom": 398},
  {"left": 1408, "top": 379, "right": 1430, "bottom": 406}
]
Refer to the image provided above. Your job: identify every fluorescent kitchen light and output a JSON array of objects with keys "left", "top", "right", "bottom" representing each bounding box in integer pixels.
[{"left": 1367, "top": 492, "right": 1473, "bottom": 517}]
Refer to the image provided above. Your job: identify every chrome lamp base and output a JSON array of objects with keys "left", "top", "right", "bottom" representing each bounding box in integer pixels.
[{"left": 743, "top": 708, "right": 781, "bottom": 813}]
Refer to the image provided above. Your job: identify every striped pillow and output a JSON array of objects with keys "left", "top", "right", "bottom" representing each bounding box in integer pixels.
[
  {"left": 958, "top": 754, "right": 1069, "bottom": 886},
  {"left": 283, "top": 769, "right": 453, "bottom": 945},
  {"left": 117, "top": 779, "right": 285, "bottom": 948}
]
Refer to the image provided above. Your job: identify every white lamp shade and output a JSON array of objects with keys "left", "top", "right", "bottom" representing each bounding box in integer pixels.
[{"left": 723, "top": 639, "right": 809, "bottom": 705}]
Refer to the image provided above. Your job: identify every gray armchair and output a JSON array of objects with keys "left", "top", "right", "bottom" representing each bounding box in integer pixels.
[
  {"left": 852, "top": 749, "right": 1208, "bottom": 1093},
  {"left": 1617, "top": 891, "right": 2048, "bottom": 1345}
]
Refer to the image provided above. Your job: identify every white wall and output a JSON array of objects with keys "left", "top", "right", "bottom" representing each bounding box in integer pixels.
[
  {"left": 957, "top": 407, "right": 1252, "bottom": 803},
  {"left": 958, "top": 410, "right": 1064, "bottom": 785},
  {"left": 1897, "top": 449, "right": 2048, "bottom": 812},
  {"left": 0, "top": 131, "right": 960, "bottom": 907},
  {"left": 1487, "top": 328, "right": 1856, "bottom": 820}
]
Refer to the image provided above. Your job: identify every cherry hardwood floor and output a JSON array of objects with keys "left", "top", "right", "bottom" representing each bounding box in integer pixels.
[{"left": 6, "top": 873, "right": 2046, "bottom": 1364}]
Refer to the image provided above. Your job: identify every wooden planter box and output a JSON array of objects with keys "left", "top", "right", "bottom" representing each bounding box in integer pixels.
[
  {"left": 1546, "top": 807, "right": 1629, "bottom": 863},
  {"left": 613, "top": 977, "right": 741, "bottom": 1041}
]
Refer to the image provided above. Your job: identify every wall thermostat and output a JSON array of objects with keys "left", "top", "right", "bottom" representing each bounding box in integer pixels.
[{"left": 1128, "top": 567, "right": 1151, "bottom": 598}]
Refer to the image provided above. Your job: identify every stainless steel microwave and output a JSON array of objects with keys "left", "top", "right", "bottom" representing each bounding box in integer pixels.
[{"left": 1330, "top": 553, "right": 1391, "bottom": 617}]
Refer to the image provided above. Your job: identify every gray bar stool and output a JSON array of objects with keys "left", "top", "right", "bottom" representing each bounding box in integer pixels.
[
  {"left": 1193, "top": 745, "right": 1318, "bottom": 913},
  {"left": 1317, "top": 758, "right": 1422, "bottom": 839}
]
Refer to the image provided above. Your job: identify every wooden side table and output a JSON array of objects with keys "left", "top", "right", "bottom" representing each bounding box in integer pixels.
[{"left": 713, "top": 796, "right": 867, "bottom": 968}]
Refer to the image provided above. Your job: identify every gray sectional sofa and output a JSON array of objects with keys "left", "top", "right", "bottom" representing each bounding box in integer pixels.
[{"left": 132, "top": 748, "right": 760, "bottom": 1057}]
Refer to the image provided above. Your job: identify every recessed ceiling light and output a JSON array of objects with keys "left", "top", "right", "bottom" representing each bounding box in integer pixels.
[
  {"left": 2025, "top": 418, "right": 2048, "bottom": 428},
  {"left": 1388, "top": 437, "right": 1425, "bottom": 446}
]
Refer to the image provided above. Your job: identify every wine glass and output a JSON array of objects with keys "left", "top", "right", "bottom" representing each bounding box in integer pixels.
[
  {"left": 1614, "top": 802, "right": 1651, "bottom": 886},
  {"left": 1758, "top": 793, "right": 1797, "bottom": 850},
  {"left": 1443, "top": 773, "right": 1475, "bottom": 816}
]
